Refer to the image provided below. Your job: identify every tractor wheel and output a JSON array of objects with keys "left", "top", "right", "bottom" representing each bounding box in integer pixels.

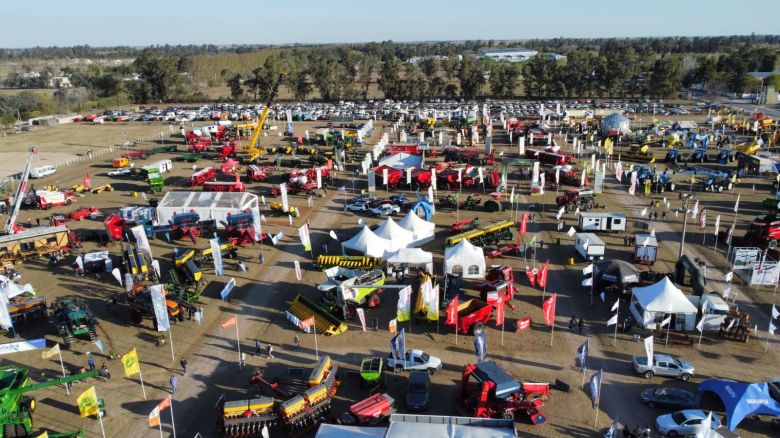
[
  {"left": 658, "top": 185, "right": 665, "bottom": 193},
  {"left": 585, "top": 202, "right": 594, "bottom": 210},
  {"left": 15, "top": 423, "right": 26, "bottom": 437},
  {"left": 770, "top": 240, "right": 779, "bottom": 250},
  {"left": 668, "top": 183, "right": 676, "bottom": 191},
  {"left": 566, "top": 203, "right": 575, "bottom": 212},
  {"left": 66, "top": 199, "right": 73, "bottom": 205},
  {"left": 23, "top": 396, "right": 36, "bottom": 413},
  {"left": 483, "top": 200, "right": 500, "bottom": 212},
  {"left": 501, "top": 412, "right": 515, "bottom": 421},
  {"left": 130, "top": 308, "right": 143, "bottom": 325},
  {"left": 727, "top": 182, "right": 733, "bottom": 191},
  {"left": 367, "top": 293, "right": 380, "bottom": 308},
  {"left": 717, "top": 185, "right": 724, "bottom": 193},
  {"left": 3, "top": 424, "right": 16, "bottom": 438}
]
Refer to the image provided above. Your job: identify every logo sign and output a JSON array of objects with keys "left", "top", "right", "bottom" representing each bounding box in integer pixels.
[
  {"left": 516, "top": 317, "right": 531, "bottom": 332},
  {"left": 0, "top": 338, "right": 46, "bottom": 355}
]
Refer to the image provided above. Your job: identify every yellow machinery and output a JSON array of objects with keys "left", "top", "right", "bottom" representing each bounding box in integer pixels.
[
  {"left": 245, "top": 74, "right": 284, "bottom": 156},
  {"left": 70, "top": 184, "right": 89, "bottom": 194},
  {"left": 91, "top": 184, "right": 114, "bottom": 194},
  {"left": 445, "top": 220, "right": 514, "bottom": 247},
  {"left": 734, "top": 139, "right": 761, "bottom": 155},
  {"left": 287, "top": 294, "right": 347, "bottom": 335},
  {"left": 314, "top": 255, "right": 382, "bottom": 269}
]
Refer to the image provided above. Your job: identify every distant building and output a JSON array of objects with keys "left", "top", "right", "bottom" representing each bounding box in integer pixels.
[
  {"left": 479, "top": 48, "right": 538, "bottom": 62},
  {"left": 546, "top": 53, "right": 566, "bottom": 61},
  {"left": 48, "top": 76, "right": 71, "bottom": 89},
  {"left": 407, "top": 55, "right": 453, "bottom": 65},
  {"left": 21, "top": 71, "right": 41, "bottom": 79}
]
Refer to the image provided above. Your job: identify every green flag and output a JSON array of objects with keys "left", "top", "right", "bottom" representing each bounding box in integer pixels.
[{"left": 529, "top": 234, "right": 537, "bottom": 246}]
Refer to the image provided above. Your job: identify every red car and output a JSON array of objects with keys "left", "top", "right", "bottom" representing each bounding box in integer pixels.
[{"left": 69, "top": 207, "right": 100, "bottom": 221}]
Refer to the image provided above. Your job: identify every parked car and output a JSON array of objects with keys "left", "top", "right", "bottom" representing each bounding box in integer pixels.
[
  {"left": 371, "top": 204, "right": 401, "bottom": 217},
  {"left": 655, "top": 410, "right": 721, "bottom": 436},
  {"left": 405, "top": 371, "right": 430, "bottom": 411},
  {"left": 108, "top": 168, "right": 132, "bottom": 177},
  {"left": 640, "top": 387, "right": 700, "bottom": 410},
  {"left": 390, "top": 194, "right": 412, "bottom": 210},
  {"left": 347, "top": 194, "right": 376, "bottom": 205},
  {"left": 386, "top": 349, "right": 442, "bottom": 374},
  {"left": 347, "top": 202, "right": 370, "bottom": 212},
  {"left": 632, "top": 354, "right": 695, "bottom": 381}
]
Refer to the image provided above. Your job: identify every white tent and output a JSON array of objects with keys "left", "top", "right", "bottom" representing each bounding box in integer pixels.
[
  {"left": 444, "top": 239, "right": 485, "bottom": 279},
  {"left": 156, "top": 191, "right": 259, "bottom": 229},
  {"left": 601, "top": 112, "right": 631, "bottom": 134},
  {"left": 373, "top": 218, "right": 415, "bottom": 250},
  {"left": 341, "top": 225, "right": 392, "bottom": 258},
  {"left": 378, "top": 152, "right": 423, "bottom": 170},
  {"left": 398, "top": 211, "right": 435, "bottom": 246},
  {"left": 630, "top": 276, "right": 697, "bottom": 330},
  {"left": 383, "top": 248, "right": 434, "bottom": 274}
]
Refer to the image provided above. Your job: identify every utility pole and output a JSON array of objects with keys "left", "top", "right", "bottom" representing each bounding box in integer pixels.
[{"left": 678, "top": 197, "right": 690, "bottom": 259}]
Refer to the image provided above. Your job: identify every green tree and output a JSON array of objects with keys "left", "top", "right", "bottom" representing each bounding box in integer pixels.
[
  {"left": 226, "top": 73, "right": 243, "bottom": 101},
  {"left": 489, "top": 62, "right": 520, "bottom": 98},
  {"left": 287, "top": 68, "right": 312, "bottom": 101},
  {"left": 93, "top": 73, "right": 122, "bottom": 98},
  {"left": 356, "top": 55, "right": 378, "bottom": 100},
  {"left": 457, "top": 55, "right": 485, "bottom": 99},
  {"left": 378, "top": 56, "right": 402, "bottom": 99},
  {"left": 523, "top": 56, "right": 557, "bottom": 98},
  {"left": 647, "top": 56, "right": 683, "bottom": 98},
  {"left": 132, "top": 49, "right": 182, "bottom": 102}
]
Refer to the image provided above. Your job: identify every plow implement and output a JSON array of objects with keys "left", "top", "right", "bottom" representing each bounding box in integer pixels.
[
  {"left": 287, "top": 295, "right": 347, "bottom": 335},
  {"left": 315, "top": 255, "right": 382, "bottom": 269}
]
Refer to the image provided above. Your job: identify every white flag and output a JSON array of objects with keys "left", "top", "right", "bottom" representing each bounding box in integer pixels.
[
  {"left": 150, "top": 284, "right": 170, "bottom": 332},
  {"left": 769, "top": 321, "right": 777, "bottom": 335},
  {"left": 556, "top": 206, "right": 565, "bottom": 221},
  {"left": 329, "top": 230, "right": 338, "bottom": 241},
  {"left": 650, "top": 228, "right": 656, "bottom": 238},
  {"left": 714, "top": 215, "right": 721, "bottom": 236},
  {"left": 640, "top": 208, "right": 647, "bottom": 217},
  {"left": 600, "top": 292, "right": 605, "bottom": 303},
  {"left": 567, "top": 226, "right": 576, "bottom": 237},
  {"left": 660, "top": 316, "right": 672, "bottom": 328},
  {"left": 733, "top": 193, "right": 740, "bottom": 213},
  {"left": 210, "top": 238, "right": 224, "bottom": 276},
  {"left": 772, "top": 304, "right": 779, "bottom": 320},
  {"left": 606, "top": 314, "right": 618, "bottom": 326},
  {"left": 582, "top": 264, "right": 594, "bottom": 275},
  {"left": 725, "top": 271, "right": 733, "bottom": 282},
  {"left": 696, "top": 317, "right": 704, "bottom": 333},
  {"left": 111, "top": 268, "right": 122, "bottom": 286},
  {"left": 697, "top": 412, "right": 713, "bottom": 438},
  {"left": 722, "top": 287, "right": 731, "bottom": 300},
  {"left": 644, "top": 336, "right": 654, "bottom": 368},
  {"left": 574, "top": 207, "right": 580, "bottom": 216},
  {"left": 356, "top": 308, "right": 367, "bottom": 332},
  {"left": 611, "top": 299, "right": 619, "bottom": 312},
  {"left": 581, "top": 278, "right": 593, "bottom": 286}
]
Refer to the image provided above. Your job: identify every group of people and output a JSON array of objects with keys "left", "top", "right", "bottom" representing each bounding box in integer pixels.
[{"left": 568, "top": 315, "right": 585, "bottom": 333}]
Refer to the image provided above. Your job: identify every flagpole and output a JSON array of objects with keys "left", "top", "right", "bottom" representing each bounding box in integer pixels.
[
  {"left": 138, "top": 365, "right": 148, "bottom": 400},
  {"left": 168, "top": 327, "right": 175, "bottom": 361},
  {"left": 550, "top": 304, "right": 555, "bottom": 347},
  {"left": 594, "top": 377, "right": 602, "bottom": 428},
  {"left": 614, "top": 307, "right": 619, "bottom": 347},
  {"left": 581, "top": 366, "right": 586, "bottom": 388},
  {"left": 158, "top": 417, "right": 163, "bottom": 438},
  {"left": 169, "top": 397, "right": 177, "bottom": 438},
  {"left": 97, "top": 395, "right": 107, "bottom": 438},
  {"left": 57, "top": 348, "right": 69, "bottom": 396},
  {"left": 665, "top": 320, "right": 670, "bottom": 347},
  {"left": 235, "top": 315, "right": 241, "bottom": 363},
  {"left": 313, "top": 318, "right": 319, "bottom": 360},
  {"left": 698, "top": 326, "right": 704, "bottom": 349},
  {"left": 501, "top": 319, "right": 504, "bottom": 347}
]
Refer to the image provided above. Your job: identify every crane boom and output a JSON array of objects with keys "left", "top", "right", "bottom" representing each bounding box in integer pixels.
[
  {"left": 246, "top": 74, "right": 284, "bottom": 150},
  {"left": 4, "top": 148, "right": 35, "bottom": 234}
]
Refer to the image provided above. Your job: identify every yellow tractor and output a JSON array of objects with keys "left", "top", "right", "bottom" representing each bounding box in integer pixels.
[
  {"left": 70, "top": 184, "right": 89, "bottom": 194},
  {"left": 623, "top": 144, "right": 656, "bottom": 163},
  {"left": 269, "top": 202, "right": 298, "bottom": 217},
  {"left": 91, "top": 184, "right": 114, "bottom": 194},
  {"left": 734, "top": 139, "right": 761, "bottom": 155}
]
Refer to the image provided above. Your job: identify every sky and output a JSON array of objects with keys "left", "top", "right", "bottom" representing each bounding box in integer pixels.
[{"left": 2, "top": 0, "right": 776, "bottom": 48}]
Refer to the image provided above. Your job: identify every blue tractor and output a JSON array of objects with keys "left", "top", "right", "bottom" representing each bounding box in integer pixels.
[
  {"left": 703, "top": 171, "right": 735, "bottom": 192},
  {"left": 665, "top": 147, "right": 681, "bottom": 164},
  {"left": 716, "top": 148, "right": 735, "bottom": 165}
]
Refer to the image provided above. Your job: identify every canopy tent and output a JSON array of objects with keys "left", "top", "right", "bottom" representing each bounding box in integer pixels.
[
  {"left": 601, "top": 112, "right": 631, "bottom": 134},
  {"left": 315, "top": 424, "right": 386, "bottom": 438},
  {"left": 398, "top": 210, "right": 436, "bottom": 246},
  {"left": 383, "top": 248, "right": 434, "bottom": 274},
  {"left": 156, "top": 191, "right": 259, "bottom": 229},
  {"left": 595, "top": 260, "right": 640, "bottom": 293},
  {"left": 698, "top": 379, "right": 780, "bottom": 431},
  {"left": 341, "top": 226, "right": 393, "bottom": 258},
  {"left": 0, "top": 275, "right": 34, "bottom": 300},
  {"left": 378, "top": 152, "right": 423, "bottom": 170},
  {"left": 373, "top": 218, "right": 415, "bottom": 250},
  {"left": 444, "top": 239, "right": 486, "bottom": 279},
  {"left": 629, "top": 276, "right": 697, "bottom": 330}
]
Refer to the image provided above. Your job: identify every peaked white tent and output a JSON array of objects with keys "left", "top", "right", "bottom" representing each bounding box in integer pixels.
[
  {"left": 383, "top": 248, "right": 434, "bottom": 274},
  {"left": 630, "top": 276, "right": 697, "bottom": 330},
  {"left": 341, "top": 226, "right": 392, "bottom": 258},
  {"left": 398, "top": 210, "right": 436, "bottom": 246},
  {"left": 378, "top": 152, "right": 423, "bottom": 170},
  {"left": 373, "top": 218, "right": 415, "bottom": 250},
  {"left": 444, "top": 239, "right": 486, "bottom": 279}
]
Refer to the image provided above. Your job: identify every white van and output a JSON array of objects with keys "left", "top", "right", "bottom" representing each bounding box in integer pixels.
[
  {"left": 575, "top": 233, "right": 606, "bottom": 261},
  {"left": 30, "top": 165, "right": 57, "bottom": 179}
]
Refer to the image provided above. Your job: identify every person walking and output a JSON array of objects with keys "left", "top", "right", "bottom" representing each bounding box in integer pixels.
[
  {"left": 239, "top": 352, "right": 246, "bottom": 368},
  {"left": 87, "top": 356, "right": 95, "bottom": 371},
  {"left": 267, "top": 344, "right": 274, "bottom": 359},
  {"left": 255, "top": 340, "right": 262, "bottom": 355},
  {"left": 578, "top": 318, "right": 584, "bottom": 334},
  {"left": 293, "top": 335, "right": 300, "bottom": 351},
  {"left": 661, "top": 210, "right": 667, "bottom": 221},
  {"left": 568, "top": 315, "right": 576, "bottom": 330},
  {"left": 100, "top": 362, "right": 110, "bottom": 379},
  {"left": 180, "top": 358, "right": 188, "bottom": 375},
  {"left": 169, "top": 375, "right": 177, "bottom": 394}
]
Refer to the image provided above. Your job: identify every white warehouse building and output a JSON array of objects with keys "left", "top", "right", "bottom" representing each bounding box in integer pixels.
[{"left": 479, "top": 48, "right": 539, "bottom": 62}]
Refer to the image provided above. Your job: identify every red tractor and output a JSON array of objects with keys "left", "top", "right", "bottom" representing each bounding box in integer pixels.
[
  {"left": 743, "top": 216, "right": 780, "bottom": 249},
  {"left": 247, "top": 165, "right": 269, "bottom": 182},
  {"left": 526, "top": 149, "right": 573, "bottom": 166},
  {"left": 550, "top": 166, "right": 589, "bottom": 188},
  {"left": 456, "top": 361, "right": 549, "bottom": 424},
  {"left": 478, "top": 266, "right": 516, "bottom": 310},
  {"left": 190, "top": 167, "right": 217, "bottom": 187},
  {"left": 555, "top": 188, "right": 595, "bottom": 212},
  {"left": 437, "top": 169, "right": 475, "bottom": 190}
]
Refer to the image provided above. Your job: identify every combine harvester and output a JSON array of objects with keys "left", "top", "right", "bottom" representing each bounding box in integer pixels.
[
  {"left": 445, "top": 220, "right": 514, "bottom": 247},
  {"left": 218, "top": 355, "right": 340, "bottom": 437},
  {"left": 317, "top": 266, "right": 385, "bottom": 319}
]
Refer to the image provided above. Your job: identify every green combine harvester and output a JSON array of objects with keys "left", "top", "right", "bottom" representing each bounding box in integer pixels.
[
  {"left": 0, "top": 365, "right": 108, "bottom": 437},
  {"left": 51, "top": 297, "right": 97, "bottom": 348}
]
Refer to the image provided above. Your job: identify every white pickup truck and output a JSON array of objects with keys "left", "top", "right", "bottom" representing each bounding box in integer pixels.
[{"left": 386, "top": 349, "right": 442, "bottom": 375}]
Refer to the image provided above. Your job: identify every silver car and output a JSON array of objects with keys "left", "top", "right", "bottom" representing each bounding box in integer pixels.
[{"left": 632, "top": 354, "right": 695, "bottom": 381}]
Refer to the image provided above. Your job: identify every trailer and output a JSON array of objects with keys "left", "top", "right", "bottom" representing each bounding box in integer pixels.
[
  {"left": 202, "top": 175, "right": 246, "bottom": 192},
  {"left": 445, "top": 298, "right": 493, "bottom": 334},
  {"left": 575, "top": 233, "right": 606, "bottom": 261},
  {"left": 190, "top": 167, "right": 216, "bottom": 187},
  {"left": 577, "top": 212, "right": 626, "bottom": 232},
  {"left": 247, "top": 165, "right": 269, "bottom": 182},
  {"left": 338, "top": 393, "right": 395, "bottom": 426},
  {"left": 634, "top": 233, "right": 658, "bottom": 264}
]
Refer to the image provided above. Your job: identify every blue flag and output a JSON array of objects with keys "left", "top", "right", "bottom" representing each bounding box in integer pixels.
[
  {"left": 577, "top": 338, "right": 589, "bottom": 370},
  {"left": 589, "top": 369, "right": 603, "bottom": 408},
  {"left": 390, "top": 329, "right": 405, "bottom": 361},
  {"left": 604, "top": 419, "right": 619, "bottom": 438},
  {"left": 474, "top": 331, "right": 487, "bottom": 362}
]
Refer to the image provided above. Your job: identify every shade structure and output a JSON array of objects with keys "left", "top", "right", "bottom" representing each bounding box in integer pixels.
[
  {"left": 341, "top": 225, "right": 393, "bottom": 258},
  {"left": 155, "top": 191, "right": 259, "bottom": 229},
  {"left": 601, "top": 112, "right": 631, "bottom": 134},
  {"left": 629, "top": 276, "right": 697, "bottom": 330},
  {"left": 373, "top": 217, "right": 414, "bottom": 250},
  {"left": 398, "top": 210, "right": 436, "bottom": 246},
  {"left": 383, "top": 247, "right": 434, "bottom": 274},
  {"left": 595, "top": 260, "right": 640, "bottom": 293},
  {"left": 444, "top": 239, "right": 485, "bottom": 279},
  {"left": 698, "top": 379, "right": 780, "bottom": 431},
  {"left": 378, "top": 152, "right": 423, "bottom": 170}
]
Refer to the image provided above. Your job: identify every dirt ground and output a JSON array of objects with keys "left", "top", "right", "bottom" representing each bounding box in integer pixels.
[{"left": 0, "top": 116, "right": 778, "bottom": 438}]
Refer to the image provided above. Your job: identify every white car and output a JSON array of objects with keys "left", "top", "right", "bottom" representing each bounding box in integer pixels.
[
  {"left": 372, "top": 204, "right": 400, "bottom": 216},
  {"left": 656, "top": 410, "right": 721, "bottom": 436},
  {"left": 347, "top": 202, "right": 370, "bottom": 212},
  {"left": 108, "top": 168, "right": 132, "bottom": 177},
  {"left": 386, "top": 349, "right": 442, "bottom": 374}
]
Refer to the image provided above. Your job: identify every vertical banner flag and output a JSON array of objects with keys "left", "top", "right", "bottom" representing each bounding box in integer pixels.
[
  {"left": 644, "top": 336, "right": 654, "bottom": 368},
  {"left": 714, "top": 215, "right": 721, "bottom": 236},
  {"left": 298, "top": 224, "right": 311, "bottom": 252},
  {"left": 84, "top": 173, "right": 91, "bottom": 188},
  {"left": 251, "top": 207, "right": 263, "bottom": 242},
  {"left": 495, "top": 299, "right": 505, "bottom": 327},
  {"left": 316, "top": 167, "right": 322, "bottom": 189},
  {"left": 148, "top": 396, "right": 171, "bottom": 428},
  {"left": 431, "top": 168, "right": 437, "bottom": 190},
  {"left": 390, "top": 328, "right": 405, "bottom": 360},
  {"left": 538, "top": 260, "right": 550, "bottom": 289},
  {"left": 445, "top": 295, "right": 459, "bottom": 325},
  {"left": 615, "top": 162, "right": 623, "bottom": 181},
  {"left": 0, "top": 297, "right": 12, "bottom": 331},
  {"left": 294, "top": 261, "right": 302, "bottom": 281},
  {"left": 77, "top": 386, "right": 99, "bottom": 417},
  {"left": 542, "top": 294, "right": 557, "bottom": 326},
  {"left": 131, "top": 225, "right": 153, "bottom": 260},
  {"left": 699, "top": 208, "right": 707, "bottom": 229},
  {"left": 734, "top": 193, "right": 740, "bottom": 213},
  {"left": 474, "top": 330, "right": 487, "bottom": 361},
  {"left": 396, "top": 285, "right": 412, "bottom": 322},
  {"left": 578, "top": 338, "right": 589, "bottom": 369},
  {"left": 382, "top": 168, "right": 389, "bottom": 186},
  {"left": 426, "top": 285, "right": 440, "bottom": 321},
  {"left": 210, "top": 238, "right": 224, "bottom": 276},
  {"left": 122, "top": 348, "right": 141, "bottom": 377},
  {"left": 42, "top": 343, "right": 61, "bottom": 360},
  {"left": 356, "top": 308, "right": 367, "bottom": 332},
  {"left": 589, "top": 370, "right": 603, "bottom": 408},
  {"left": 220, "top": 278, "right": 237, "bottom": 301},
  {"left": 406, "top": 167, "right": 412, "bottom": 185},
  {"left": 149, "top": 284, "right": 170, "bottom": 331},
  {"left": 280, "top": 182, "right": 289, "bottom": 212},
  {"left": 629, "top": 171, "right": 637, "bottom": 195}
]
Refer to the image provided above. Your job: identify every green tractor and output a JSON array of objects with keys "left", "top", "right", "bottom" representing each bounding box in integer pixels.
[
  {"left": 147, "top": 169, "right": 164, "bottom": 193},
  {"left": 51, "top": 297, "right": 97, "bottom": 349},
  {"left": 0, "top": 365, "right": 107, "bottom": 437}
]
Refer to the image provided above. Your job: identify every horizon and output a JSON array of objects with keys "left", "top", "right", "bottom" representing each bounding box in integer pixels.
[{"left": 2, "top": 0, "right": 778, "bottom": 49}]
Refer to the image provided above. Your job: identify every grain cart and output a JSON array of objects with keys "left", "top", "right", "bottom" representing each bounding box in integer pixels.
[
  {"left": 445, "top": 299, "right": 493, "bottom": 334},
  {"left": 445, "top": 220, "right": 514, "bottom": 247},
  {"left": 456, "top": 361, "right": 550, "bottom": 424},
  {"left": 0, "top": 365, "right": 108, "bottom": 437},
  {"left": 358, "top": 357, "right": 385, "bottom": 394},
  {"left": 50, "top": 297, "right": 97, "bottom": 348},
  {"left": 337, "top": 393, "right": 395, "bottom": 426}
]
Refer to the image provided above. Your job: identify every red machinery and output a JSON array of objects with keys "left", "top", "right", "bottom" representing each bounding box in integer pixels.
[
  {"left": 121, "top": 150, "right": 149, "bottom": 160},
  {"left": 221, "top": 158, "right": 240, "bottom": 175},
  {"left": 411, "top": 169, "right": 432, "bottom": 189},
  {"left": 170, "top": 212, "right": 216, "bottom": 242},
  {"left": 486, "top": 244, "right": 522, "bottom": 259},
  {"left": 103, "top": 214, "right": 124, "bottom": 240},
  {"left": 203, "top": 174, "right": 245, "bottom": 192},
  {"left": 247, "top": 165, "right": 269, "bottom": 182},
  {"left": 222, "top": 212, "right": 263, "bottom": 245},
  {"left": 456, "top": 361, "right": 549, "bottom": 424},
  {"left": 443, "top": 148, "right": 495, "bottom": 166},
  {"left": 217, "top": 141, "right": 238, "bottom": 159},
  {"left": 525, "top": 148, "right": 573, "bottom": 166},
  {"left": 69, "top": 206, "right": 100, "bottom": 221},
  {"left": 188, "top": 139, "right": 211, "bottom": 153},
  {"left": 35, "top": 190, "right": 76, "bottom": 210},
  {"left": 372, "top": 165, "right": 402, "bottom": 189},
  {"left": 478, "top": 266, "right": 516, "bottom": 310},
  {"left": 449, "top": 218, "right": 479, "bottom": 234},
  {"left": 437, "top": 168, "right": 476, "bottom": 190},
  {"left": 386, "top": 144, "right": 419, "bottom": 155},
  {"left": 338, "top": 393, "right": 395, "bottom": 426},
  {"left": 191, "top": 167, "right": 217, "bottom": 187},
  {"left": 446, "top": 298, "right": 493, "bottom": 334},
  {"left": 550, "top": 167, "right": 589, "bottom": 188}
]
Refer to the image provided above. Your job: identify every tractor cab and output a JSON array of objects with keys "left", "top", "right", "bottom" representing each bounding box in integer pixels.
[
  {"left": 67, "top": 310, "right": 92, "bottom": 335},
  {"left": 469, "top": 361, "right": 522, "bottom": 400}
]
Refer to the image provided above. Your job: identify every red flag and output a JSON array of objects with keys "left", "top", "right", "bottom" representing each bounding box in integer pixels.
[
  {"left": 516, "top": 317, "right": 531, "bottom": 332},
  {"left": 542, "top": 294, "right": 557, "bottom": 326},
  {"left": 149, "top": 395, "right": 171, "bottom": 427},
  {"left": 495, "top": 299, "right": 505, "bottom": 327},
  {"left": 519, "top": 213, "right": 528, "bottom": 235},
  {"left": 84, "top": 173, "right": 91, "bottom": 188},
  {"left": 537, "top": 260, "right": 550, "bottom": 289},
  {"left": 220, "top": 315, "right": 237, "bottom": 328},
  {"left": 525, "top": 268, "right": 537, "bottom": 287},
  {"left": 445, "top": 295, "right": 459, "bottom": 326},
  {"left": 299, "top": 316, "right": 315, "bottom": 330}
]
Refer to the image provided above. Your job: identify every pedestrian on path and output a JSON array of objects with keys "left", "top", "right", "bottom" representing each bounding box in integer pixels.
[
  {"left": 180, "top": 358, "right": 187, "bottom": 375},
  {"left": 170, "top": 375, "right": 177, "bottom": 393},
  {"left": 267, "top": 344, "right": 274, "bottom": 359},
  {"left": 240, "top": 352, "right": 246, "bottom": 368},
  {"left": 568, "top": 315, "right": 576, "bottom": 330},
  {"left": 255, "top": 340, "right": 262, "bottom": 355},
  {"left": 293, "top": 335, "right": 300, "bottom": 351},
  {"left": 578, "top": 318, "right": 584, "bottom": 334},
  {"left": 662, "top": 210, "right": 666, "bottom": 221},
  {"left": 87, "top": 356, "right": 95, "bottom": 371}
]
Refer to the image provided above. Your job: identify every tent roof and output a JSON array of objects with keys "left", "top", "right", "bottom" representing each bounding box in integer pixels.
[
  {"left": 374, "top": 218, "right": 414, "bottom": 249},
  {"left": 315, "top": 424, "right": 386, "bottom": 438},
  {"left": 398, "top": 210, "right": 435, "bottom": 234},
  {"left": 632, "top": 277, "right": 697, "bottom": 313},
  {"left": 342, "top": 225, "right": 392, "bottom": 258},
  {"left": 698, "top": 379, "right": 780, "bottom": 431},
  {"left": 383, "top": 247, "right": 433, "bottom": 265},
  {"left": 602, "top": 112, "right": 629, "bottom": 123},
  {"left": 596, "top": 260, "right": 640, "bottom": 286},
  {"left": 444, "top": 239, "right": 486, "bottom": 278},
  {"left": 378, "top": 152, "right": 423, "bottom": 170}
]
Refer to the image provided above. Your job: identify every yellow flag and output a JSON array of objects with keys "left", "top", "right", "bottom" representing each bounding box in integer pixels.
[
  {"left": 690, "top": 174, "right": 696, "bottom": 184},
  {"left": 77, "top": 386, "right": 99, "bottom": 417},
  {"left": 41, "top": 344, "right": 60, "bottom": 360},
  {"left": 122, "top": 348, "right": 141, "bottom": 377},
  {"left": 36, "top": 433, "right": 48, "bottom": 438}
]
